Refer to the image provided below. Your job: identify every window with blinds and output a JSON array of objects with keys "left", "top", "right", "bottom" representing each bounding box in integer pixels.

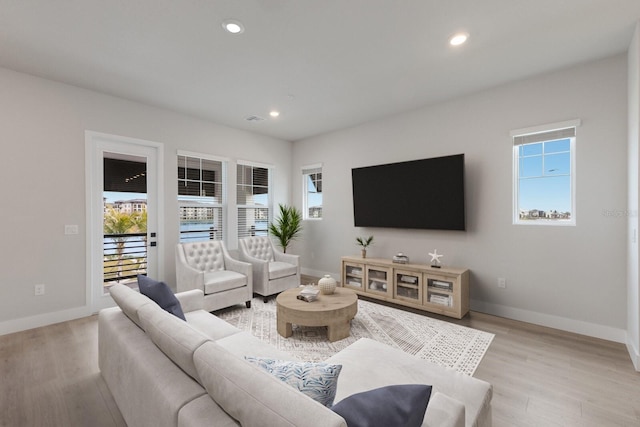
[
  {"left": 237, "top": 163, "right": 271, "bottom": 239},
  {"left": 302, "top": 165, "right": 323, "bottom": 219},
  {"left": 511, "top": 120, "right": 580, "bottom": 225},
  {"left": 178, "top": 153, "right": 226, "bottom": 242}
]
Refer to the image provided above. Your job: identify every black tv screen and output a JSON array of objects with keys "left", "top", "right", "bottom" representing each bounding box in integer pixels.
[{"left": 352, "top": 154, "right": 465, "bottom": 231}]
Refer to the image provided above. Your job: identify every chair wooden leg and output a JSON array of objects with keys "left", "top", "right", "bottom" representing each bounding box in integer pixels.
[{"left": 245, "top": 300, "right": 251, "bottom": 309}]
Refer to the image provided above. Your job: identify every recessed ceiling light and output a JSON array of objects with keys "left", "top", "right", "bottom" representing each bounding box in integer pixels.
[
  {"left": 269, "top": 111, "right": 280, "bottom": 118},
  {"left": 222, "top": 20, "right": 244, "bottom": 34},
  {"left": 449, "top": 32, "right": 469, "bottom": 46}
]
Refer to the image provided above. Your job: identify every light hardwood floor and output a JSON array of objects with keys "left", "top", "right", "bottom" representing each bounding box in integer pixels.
[{"left": 1, "top": 304, "right": 639, "bottom": 426}]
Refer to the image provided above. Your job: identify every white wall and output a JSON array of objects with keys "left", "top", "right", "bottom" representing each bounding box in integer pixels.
[
  {"left": 628, "top": 22, "right": 640, "bottom": 370},
  {"left": 0, "top": 67, "right": 292, "bottom": 333},
  {"left": 293, "top": 54, "right": 628, "bottom": 342}
]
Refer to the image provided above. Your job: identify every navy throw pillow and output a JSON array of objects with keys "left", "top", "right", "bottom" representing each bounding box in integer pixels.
[
  {"left": 137, "top": 275, "right": 186, "bottom": 321},
  {"left": 331, "top": 384, "right": 432, "bottom": 427}
]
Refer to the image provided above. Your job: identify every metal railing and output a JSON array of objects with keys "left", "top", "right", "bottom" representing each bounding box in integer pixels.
[
  {"left": 179, "top": 227, "right": 219, "bottom": 242},
  {"left": 103, "top": 232, "right": 147, "bottom": 283}
]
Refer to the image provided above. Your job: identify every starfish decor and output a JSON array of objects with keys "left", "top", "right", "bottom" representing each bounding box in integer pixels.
[{"left": 428, "top": 249, "right": 443, "bottom": 267}]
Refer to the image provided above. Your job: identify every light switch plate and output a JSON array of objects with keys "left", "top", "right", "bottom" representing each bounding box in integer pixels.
[{"left": 64, "top": 225, "right": 79, "bottom": 235}]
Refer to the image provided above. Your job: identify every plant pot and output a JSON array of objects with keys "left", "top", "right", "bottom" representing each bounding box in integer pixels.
[{"left": 361, "top": 249, "right": 367, "bottom": 258}]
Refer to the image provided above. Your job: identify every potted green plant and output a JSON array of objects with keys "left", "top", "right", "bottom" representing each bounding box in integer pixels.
[
  {"left": 356, "top": 235, "right": 374, "bottom": 258},
  {"left": 268, "top": 204, "right": 303, "bottom": 253}
]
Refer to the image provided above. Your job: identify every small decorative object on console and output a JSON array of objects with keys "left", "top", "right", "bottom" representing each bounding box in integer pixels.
[
  {"left": 428, "top": 249, "right": 443, "bottom": 268},
  {"left": 318, "top": 274, "right": 337, "bottom": 295},
  {"left": 392, "top": 253, "right": 410, "bottom": 264},
  {"left": 355, "top": 235, "right": 374, "bottom": 258}
]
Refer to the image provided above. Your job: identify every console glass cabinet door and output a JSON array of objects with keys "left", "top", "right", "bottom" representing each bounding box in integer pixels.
[
  {"left": 365, "top": 265, "right": 391, "bottom": 297},
  {"left": 342, "top": 262, "right": 365, "bottom": 291},
  {"left": 394, "top": 269, "right": 422, "bottom": 303}
]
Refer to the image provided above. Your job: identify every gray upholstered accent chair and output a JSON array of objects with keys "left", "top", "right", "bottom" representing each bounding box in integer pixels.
[
  {"left": 238, "top": 236, "right": 300, "bottom": 302},
  {"left": 176, "top": 241, "right": 252, "bottom": 311}
]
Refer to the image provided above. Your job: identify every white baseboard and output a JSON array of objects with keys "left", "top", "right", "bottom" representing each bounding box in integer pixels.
[
  {"left": 626, "top": 336, "right": 640, "bottom": 371},
  {"left": 302, "top": 269, "right": 628, "bottom": 344},
  {"left": 0, "top": 305, "right": 93, "bottom": 336},
  {"left": 472, "top": 300, "right": 627, "bottom": 344}
]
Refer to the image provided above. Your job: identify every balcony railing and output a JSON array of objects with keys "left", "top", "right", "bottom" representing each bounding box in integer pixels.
[
  {"left": 103, "top": 232, "right": 147, "bottom": 283},
  {"left": 180, "top": 227, "right": 219, "bottom": 242}
]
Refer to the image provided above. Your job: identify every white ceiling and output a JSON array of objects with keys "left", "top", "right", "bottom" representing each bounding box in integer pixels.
[{"left": 1, "top": 1, "right": 639, "bottom": 141}]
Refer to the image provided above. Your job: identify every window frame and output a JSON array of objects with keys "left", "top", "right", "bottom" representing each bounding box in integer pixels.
[
  {"left": 177, "top": 151, "right": 228, "bottom": 243},
  {"left": 236, "top": 160, "right": 273, "bottom": 240},
  {"left": 511, "top": 119, "right": 581, "bottom": 226},
  {"left": 302, "top": 163, "right": 323, "bottom": 220}
]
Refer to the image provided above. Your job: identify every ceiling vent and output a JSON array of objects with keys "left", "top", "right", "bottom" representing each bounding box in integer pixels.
[{"left": 245, "top": 115, "right": 265, "bottom": 122}]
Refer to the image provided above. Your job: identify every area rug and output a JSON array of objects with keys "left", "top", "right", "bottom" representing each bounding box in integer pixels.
[{"left": 216, "top": 297, "right": 494, "bottom": 376}]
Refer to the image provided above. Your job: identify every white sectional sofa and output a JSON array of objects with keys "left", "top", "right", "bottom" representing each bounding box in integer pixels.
[{"left": 98, "top": 284, "right": 492, "bottom": 427}]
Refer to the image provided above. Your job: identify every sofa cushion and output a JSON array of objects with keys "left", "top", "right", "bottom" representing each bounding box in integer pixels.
[
  {"left": 245, "top": 357, "right": 342, "bottom": 407},
  {"left": 138, "top": 275, "right": 186, "bottom": 320},
  {"left": 138, "top": 303, "right": 210, "bottom": 382},
  {"left": 178, "top": 395, "right": 240, "bottom": 427},
  {"left": 326, "top": 338, "right": 491, "bottom": 427},
  {"left": 268, "top": 261, "right": 297, "bottom": 280},
  {"left": 423, "top": 393, "right": 465, "bottom": 427},
  {"left": 109, "top": 283, "right": 153, "bottom": 329},
  {"left": 215, "top": 331, "right": 296, "bottom": 360},
  {"left": 203, "top": 270, "right": 247, "bottom": 294},
  {"left": 185, "top": 310, "right": 243, "bottom": 341},
  {"left": 331, "top": 384, "right": 432, "bottom": 427},
  {"left": 193, "top": 341, "right": 346, "bottom": 427}
]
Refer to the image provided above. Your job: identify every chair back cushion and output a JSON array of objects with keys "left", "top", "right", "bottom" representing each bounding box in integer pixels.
[
  {"left": 241, "top": 236, "right": 274, "bottom": 262},
  {"left": 181, "top": 241, "right": 226, "bottom": 272}
]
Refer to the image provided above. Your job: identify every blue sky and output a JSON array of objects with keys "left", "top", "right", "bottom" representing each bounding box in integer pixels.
[
  {"left": 518, "top": 139, "right": 571, "bottom": 213},
  {"left": 306, "top": 176, "right": 322, "bottom": 208}
]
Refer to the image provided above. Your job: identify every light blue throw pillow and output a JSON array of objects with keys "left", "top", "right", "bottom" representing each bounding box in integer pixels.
[{"left": 245, "top": 357, "right": 342, "bottom": 407}]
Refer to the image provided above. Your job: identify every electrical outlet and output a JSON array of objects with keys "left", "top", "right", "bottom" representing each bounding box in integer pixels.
[
  {"left": 35, "top": 284, "right": 45, "bottom": 296},
  {"left": 64, "top": 224, "right": 79, "bottom": 235},
  {"left": 497, "top": 278, "right": 506, "bottom": 289}
]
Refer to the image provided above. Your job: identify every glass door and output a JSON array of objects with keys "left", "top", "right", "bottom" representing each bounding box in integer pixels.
[
  {"left": 102, "top": 153, "right": 150, "bottom": 294},
  {"left": 86, "top": 132, "right": 163, "bottom": 312}
]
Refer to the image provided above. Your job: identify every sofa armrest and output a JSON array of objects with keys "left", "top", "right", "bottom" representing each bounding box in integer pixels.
[
  {"left": 176, "top": 289, "right": 205, "bottom": 312},
  {"left": 240, "top": 251, "right": 268, "bottom": 278},
  {"left": 424, "top": 392, "right": 465, "bottom": 427},
  {"left": 224, "top": 254, "right": 252, "bottom": 277},
  {"left": 176, "top": 246, "right": 205, "bottom": 293}
]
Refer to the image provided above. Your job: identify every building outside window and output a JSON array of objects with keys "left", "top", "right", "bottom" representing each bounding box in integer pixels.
[
  {"left": 177, "top": 152, "right": 226, "bottom": 242},
  {"left": 302, "top": 164, "right": 323, "bottom": 219},
  {"left": 237, "top": 162, "right": 271, "bottom": 239},
  {"left": 512, "top": 120, "right": 580, "bottom": 226}
]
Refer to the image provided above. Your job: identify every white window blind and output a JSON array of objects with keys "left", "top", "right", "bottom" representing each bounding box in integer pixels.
[
  {"left": 178, "top": 153, "right": 226, "bottom": 242},
  {"left": 513, "top": 127, "right": 576, "bottom": 146},
  {"left": 237, "top": 162, "right": 271, "bottom": 239}
]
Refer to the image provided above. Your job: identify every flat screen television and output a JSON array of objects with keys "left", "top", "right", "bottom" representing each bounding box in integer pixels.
[{"left": 351, "top": 154, "right": 465, "bottom": 231}]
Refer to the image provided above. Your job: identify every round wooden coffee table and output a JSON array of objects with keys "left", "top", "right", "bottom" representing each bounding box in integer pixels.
[{"left": 276, "top": 287, "right": 358, "bottom": 342}]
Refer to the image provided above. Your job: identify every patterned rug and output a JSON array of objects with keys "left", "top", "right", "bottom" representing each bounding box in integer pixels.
[{"left": 216, "top": 297, "right": 494, "bottom": 376}]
